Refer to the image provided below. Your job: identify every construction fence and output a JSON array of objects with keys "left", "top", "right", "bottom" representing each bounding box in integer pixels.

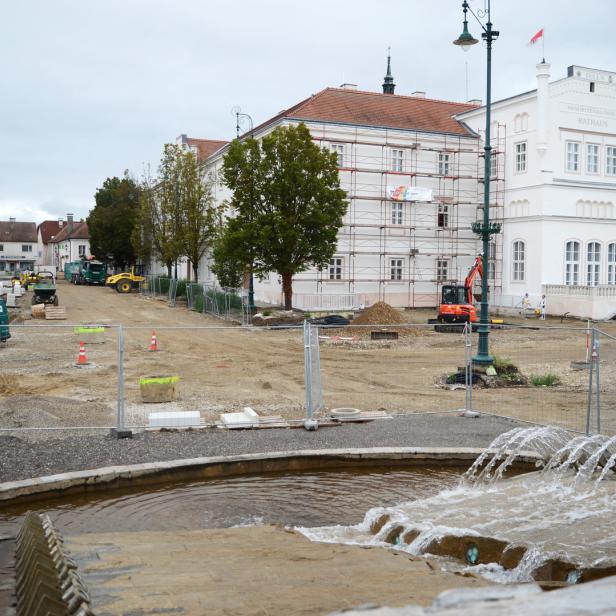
[
  {"left": 0, "top": 321, "right": 613, "bottom": 437},
  {"left": 140, "top": 276, "right": 250, "bottom": 323}
]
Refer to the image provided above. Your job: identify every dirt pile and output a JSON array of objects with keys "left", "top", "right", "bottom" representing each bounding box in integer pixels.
[
  {"left": 345, "top": 302, "right": 423, "bottom": 339},
  {"left": 0, "top": 374, "right": 23, "bottom": 395},
  {"left": 352, "top": 302, "right": 407, "bottom": 326}
]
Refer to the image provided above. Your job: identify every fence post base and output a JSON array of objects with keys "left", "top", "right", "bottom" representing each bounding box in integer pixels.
[
  {"left": 303, "top": 418, "right": 318, "bottom": 431},
  {"left": 110, "top": 428, "right": 133, "bottom": 439}
]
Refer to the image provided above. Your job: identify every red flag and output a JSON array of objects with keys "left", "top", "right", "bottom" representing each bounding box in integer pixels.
[{"left": 528, "top": 28, "right": 544, "bottom": 46}]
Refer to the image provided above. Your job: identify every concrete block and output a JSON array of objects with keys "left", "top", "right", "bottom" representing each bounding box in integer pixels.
[
  {"left": 148, "top": 411, "right": 201, "bottom": 428},
  {"left": 6, "top": 293, "right": 16, "bottom": 307},
  {"left": 139, "top": 376, "right": 179, "bottom": 403},
  {"left": 220, "top": 410, "right": 259, "bottom": 428}
]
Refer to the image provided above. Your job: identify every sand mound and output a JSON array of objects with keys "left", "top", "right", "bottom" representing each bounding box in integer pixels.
[{"left": 352, "top": 302, "right": 407, "bottom": 326}]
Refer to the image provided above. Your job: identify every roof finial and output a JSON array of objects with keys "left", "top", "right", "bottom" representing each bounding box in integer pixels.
[{"left": 383, "top": 47, "right": 395, "bottom": 95}]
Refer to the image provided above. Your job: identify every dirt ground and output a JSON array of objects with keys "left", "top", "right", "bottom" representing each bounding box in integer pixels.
[{"left": 1, "top": 280, "right": 615, "bottom": 434}]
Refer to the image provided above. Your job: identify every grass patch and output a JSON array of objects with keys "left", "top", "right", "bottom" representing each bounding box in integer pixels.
[
  {"left": 530, "top": 373, "right": 561, "bottom": 387},
  {"left": 493, "top": 355, "right": 515, "bottom": 373}
]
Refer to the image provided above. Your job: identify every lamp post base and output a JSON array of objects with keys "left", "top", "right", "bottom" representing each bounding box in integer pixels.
[{"left": 472, "top": 354, "right": 494, "bottom": 366}]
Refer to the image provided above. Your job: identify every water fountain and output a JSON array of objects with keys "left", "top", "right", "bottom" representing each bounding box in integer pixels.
[{"left": 299, "top": 427, "right": 616, "bottom": 586}]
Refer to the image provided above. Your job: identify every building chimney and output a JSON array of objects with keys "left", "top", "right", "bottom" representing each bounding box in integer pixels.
[
  {"left": 67, "top": 213, "right": 74, "bottom": 233},
  {"left": 340, "top": 83, "right": 358, "bottom": 90},
  {"left": 411, "top": 91, "right": 426, "bottom": 98},
  {"left": 536, "top": 61, "right": 550, "bottom": 155},
  {"left": 9, "top": 217, "right": 15, "bottom": 223},
  {"left": 468, "top": 98, "right": 482, "bottom": 105},
  {"left": 58, "top": 218, "right": 63, "bottom": 228}
]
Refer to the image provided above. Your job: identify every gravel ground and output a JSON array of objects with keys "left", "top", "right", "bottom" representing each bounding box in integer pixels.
[{"left": 0, "top": 413, "right": 524, "bottom": 483}]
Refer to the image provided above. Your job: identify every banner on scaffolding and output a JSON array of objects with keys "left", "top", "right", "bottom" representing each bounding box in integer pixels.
[{"left": 387, "top": 185, "right": 433, "bottom": 202}]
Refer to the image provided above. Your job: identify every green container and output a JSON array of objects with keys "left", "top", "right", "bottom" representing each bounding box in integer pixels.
[{"left": 0, "top": 297, "right": 10, "bottom": 342}]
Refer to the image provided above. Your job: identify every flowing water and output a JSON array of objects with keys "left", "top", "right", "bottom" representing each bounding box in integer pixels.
[{"left": 299, "top": 427, "right": 616, "bottom": 583}]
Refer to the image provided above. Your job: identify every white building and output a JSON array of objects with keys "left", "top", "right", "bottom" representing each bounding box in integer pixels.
[
  {"left": 457, "top": 64, "right": 616, "bottom": 319},
  {"left": 200, "top": 61, "right": 498, "bottom": 310},
  {"left": 0, "top": 219, "right": 38, "bottom": 274},
  {"left": 48, "top": 215, "right": 91, "bottom": 273}
]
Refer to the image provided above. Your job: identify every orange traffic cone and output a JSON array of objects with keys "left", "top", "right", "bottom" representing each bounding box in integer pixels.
[
  {"left": 76, "top": 341, "right": 89, "bottom": 366},
  {"left": 148, "top": 330, "right": 158, "bottom": 352}
]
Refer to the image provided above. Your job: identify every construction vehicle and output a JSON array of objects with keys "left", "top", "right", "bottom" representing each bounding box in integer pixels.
[
  {"left": 429, "top": 256, "right": 483, "bottom": 333},
  {"left": 105, "top": 266, "right": 145, "bottom": 293},
  {"left": 71, "top": 258, "right": 107, "bottom": 285},
  {"left": 32, "top": 281, "right": 58, "bottom": 306}
]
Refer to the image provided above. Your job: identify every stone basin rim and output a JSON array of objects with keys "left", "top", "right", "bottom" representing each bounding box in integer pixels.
[{"left": 0, "top": 447, "right": 543, "bottom": 505}]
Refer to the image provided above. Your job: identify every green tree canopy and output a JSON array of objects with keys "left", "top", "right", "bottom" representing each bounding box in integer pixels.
[
  {"left": 88, "top": 174, "right": 140, "bottom": 269},
  {"left": 217, "top": 123, "right": 347, "bottom": 309}
]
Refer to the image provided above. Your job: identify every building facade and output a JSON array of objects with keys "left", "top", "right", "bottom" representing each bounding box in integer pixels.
[
  {"left": 457, "top": 64, "right": 616, "bottom": 319},
  {"left": 37, "top": 219, "right": 65, "bottom": 268},
  {"left": 0, "top": 219, "right": 38, "bottom": 274},
  {"left": 48, "top": 215, "right": 91, "bottom": 272},
  {"left": 200, "top": 73, "right": 500, "bottom": 309}
]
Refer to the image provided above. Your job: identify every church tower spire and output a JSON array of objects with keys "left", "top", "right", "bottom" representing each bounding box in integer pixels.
[{"left": 382, "top": 48, "right": 395, "bottom": 94}]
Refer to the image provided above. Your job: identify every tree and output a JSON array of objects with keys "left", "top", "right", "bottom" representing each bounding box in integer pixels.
[
  {"left": 177, "top": 149, "right": 221, "bottom": 282},
  {"left": 88, "top": 174, "right": 140, "bottom": 270},
  {"left": 219, "top": 123, "right": 347, "bottom": 309}
]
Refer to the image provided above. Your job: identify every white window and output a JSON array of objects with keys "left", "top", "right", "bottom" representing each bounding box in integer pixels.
[
  {"left": 391, "top": 202, "right": 403, "bottom": 225},
  {"left": 331, "top": 144, "right": 345, "bottom": 167},
  {"left": 78, "top": 245, "right": 86, "bottom": 257},
  {"left": 436, "top": 259, "right": 448, "bottom": 282},
  {"left": 566, "top": 141, "right": 580, "bottom": 172},
  {"left": 586, "top": 242, "right": 601, "bottom": 286},
  {"left": 437, "top": 204, "right": 449, "bottom": 228},
  {"left": 438, "top": 153, "right": 450, "bottom": 176},
  {"left": 390, "top": 258, "right": 403, "bottom": 281},
  {"left": 328, "top": 257, "right": 343, "bottom": 280},
  {"left": 608, "top": 243, "right": 616, "bottom": 285},
  {"left": 607, "top": 146, "right": 616, "bottom": 175},
  {"left": 587, "top": 144, "right": 600, "bottom": 174},
  {"left": 391, "top": 149, "right": 404, "bottom": 172},
  {"left": 512, "top": 240, "right": 525, "bottom": 281},
  {"left": 22, "top": 244, "right": 32, "bottom": 252},
  {"left": 515, "top": 142, "right": 527, "bottom": 173},
  {"left": 565, "top": 240, "right": 580, "bottom": 285},
  {"left": 490, "top": 152, "right": 498, "bottom": 178}
]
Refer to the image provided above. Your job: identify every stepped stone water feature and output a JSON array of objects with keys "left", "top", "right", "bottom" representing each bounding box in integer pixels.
[{"left": 299, "top": 427, "right": 616, "bottom": 586}]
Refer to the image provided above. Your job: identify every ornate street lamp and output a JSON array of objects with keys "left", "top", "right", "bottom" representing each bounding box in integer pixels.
[
  {"left": 232, "top": 107, "right": 257, "bottom": 312},
  {"left": 454, "top": 0, "right": 500, "bottom": 365}
]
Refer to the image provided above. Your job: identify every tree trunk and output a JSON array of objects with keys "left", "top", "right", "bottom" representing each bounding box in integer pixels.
[
  {"left": 282, "top": 271, "right": 293, "bottom": 310},
  {"left": 166, "top": 262, "right": 172, "bottom": 278},
  {"left": 192, "top": 261, "right": 199, "bottom": 283}
]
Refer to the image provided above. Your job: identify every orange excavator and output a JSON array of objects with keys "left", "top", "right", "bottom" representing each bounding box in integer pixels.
[
  {"left": 438, "top": 255, "right": 483, "bottom": 325},
  {"left": 428, "top": 256, "right": 484, "bottom": 332}
]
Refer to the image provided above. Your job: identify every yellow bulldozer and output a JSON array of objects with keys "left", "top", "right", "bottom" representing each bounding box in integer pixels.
[{"left": 105, "top": 267, "right": 145, "bottom": 293}]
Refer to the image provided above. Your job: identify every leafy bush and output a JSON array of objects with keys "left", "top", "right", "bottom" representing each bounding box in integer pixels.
[
  {"left": 530, "top": 373, "right": 561, "bottom": 387},
  {"left": 262, "top": 309, "right": 272, "bottom": 316},
  {"left": 175, "top": 280, "right": 187, "bottom": 297}
]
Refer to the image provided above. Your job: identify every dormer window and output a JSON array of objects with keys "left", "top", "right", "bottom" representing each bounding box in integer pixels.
[{"left": 590, "top": 82, "right": 595, "bottom": 93}]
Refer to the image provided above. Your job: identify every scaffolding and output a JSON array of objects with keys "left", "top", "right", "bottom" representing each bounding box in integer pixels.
[{"left": 303, "top": 123, "right": 506, "bottom": 307}]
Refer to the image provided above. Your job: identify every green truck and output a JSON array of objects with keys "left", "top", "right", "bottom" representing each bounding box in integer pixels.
[{"left": 69, "top": 259, "right": 107, "bottom": 285}]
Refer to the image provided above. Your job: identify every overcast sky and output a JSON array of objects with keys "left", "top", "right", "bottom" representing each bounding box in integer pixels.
[{"left": 1, "top": 0, "right": 613, "bottom": 224}]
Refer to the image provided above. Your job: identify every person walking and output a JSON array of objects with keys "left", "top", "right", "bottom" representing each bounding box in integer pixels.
[
  {"left": 521, "top": 293, "right": 530, "bottom": 319},
  {"left": 539, "top": 294, "right": 546, "bottom": 320}
]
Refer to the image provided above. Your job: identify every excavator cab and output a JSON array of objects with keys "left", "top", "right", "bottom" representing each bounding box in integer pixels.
[{"left": 441, "top": 285, "right": 468, "bottom": 305}]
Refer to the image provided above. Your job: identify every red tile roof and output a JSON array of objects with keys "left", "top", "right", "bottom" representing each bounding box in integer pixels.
[
  {"left": 0, "top": 221, "right": 37, "bottom": 243},
  {"left": 37, "top": 220, "right": 64, "bottom": 244},
  {"left": 282, "top": 88, "right": 478, "bottom": 136},
  {"left": 186, "top": 138, "right": 229, "bottom": 161},
  {"left": 49, "top": 221, "right": 89, "bottom": 243}
]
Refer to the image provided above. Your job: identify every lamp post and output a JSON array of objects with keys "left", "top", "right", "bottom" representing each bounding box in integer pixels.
[
  {"left": 232, "top": 108, "right": 257, "bottom": 312},
  {"left": 453, "top": 0, "right": 501, "bottom": 365}
]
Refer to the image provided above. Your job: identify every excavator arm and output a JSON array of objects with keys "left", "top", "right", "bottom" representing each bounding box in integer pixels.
[{"left": 464, "top": 256, "right": 483, "bottom": 304}]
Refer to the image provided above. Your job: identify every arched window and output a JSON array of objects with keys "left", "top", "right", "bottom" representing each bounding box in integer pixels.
[
  {"left": 608, "top": 243, "right": 616, "bottom": 285},
  {"left": 512, "top": 240, "right": 525, "bottom": 281},
  {"left": 586, "top": 242, "right": 601, "bottom": 286},
  {"left": 565, "top": 241, "right": 580, "bottom": 286}
]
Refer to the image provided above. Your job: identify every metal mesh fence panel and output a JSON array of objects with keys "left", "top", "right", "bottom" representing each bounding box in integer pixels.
[
  {"left": 469, "top": 325, "right": 591, "bottom": 433},
  {"left": 120, "top": 325, "right": 306, "bottom": 429},
  {"left": 0, "top": 324, "right": 119, "bottom": 437},
  {"left": 316, "top": 323, "right": 467, "bottom": 415},
  {"left": 596, "top": 329, "right": 616, "bottom": 436}
]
